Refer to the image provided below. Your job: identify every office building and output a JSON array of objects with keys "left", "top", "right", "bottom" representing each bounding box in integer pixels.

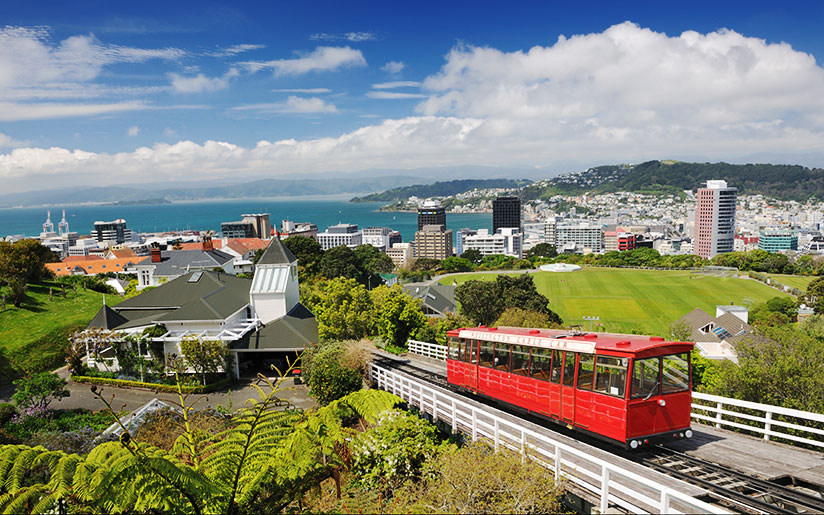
[
  {"left": 279, "top": 220, "right": 318, "bottom": 239},
  {"left": 241, "top": 213, "right": 271, "bottom": 239},
  {"left": 694, "top": 180, "right": 737, "bottom": 259},
  {"left": 389, "top": 231, "right": 402, "bottom": 247},
  {"left": 93, "top": 219, "right": 133, "bottom": 245},
  {"left": 604, "top": 229, "right": 636, "bottom": 252},
  {"left": 221, "top": 220, "right": 256, "bottom": 239},
  {"left": 417, "top": 200, "right": 446, "bottom": 231},
  {"left": 413, "top": 224, "right": 453, "bottom": 260},
  {"left": 463, "top": 228, "right": 523, "bottom": 258},
  {"left": 758, "top": 229, "right": 798, "bottom": 252},
  {"left": 555, "top": 223, "right": 603, "bottom": 254},
  {"left": 317, "top": 223, "right": 362, "bottom": 250},
  {"left": 492, "top": 196, "right": 521, "bottom": 234},
  {"left": 456, "top": 228, "right": 477, "bottom": 256},
  {"left": 386, "top": 242, "right": 414, "bottom": 268},
  {"left": 363, "top": 226, "right": 393, "bottom": 250}
]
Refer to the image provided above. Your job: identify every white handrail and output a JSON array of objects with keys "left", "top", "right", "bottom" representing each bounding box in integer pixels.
[
  {"left": 405, "top": 340, "right": 824, "bottom": 449},
  {"left": 371, "top": 364, "right": 726, "bottom": 514}
]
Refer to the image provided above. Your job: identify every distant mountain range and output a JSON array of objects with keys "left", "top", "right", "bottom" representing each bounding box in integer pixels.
[{"left": 349, "top": 179, "right": 533, "bottom": 202}]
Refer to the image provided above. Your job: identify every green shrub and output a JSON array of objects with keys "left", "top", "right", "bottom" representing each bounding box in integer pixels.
[
  {"left": 302, "top": 342, "right": 362, "bottom": 405},
  {"left": 70, "top": 375, "right": 231, "bottom": 394},
  {"left": 0, "top": 403, "right": 16, "bottom": 425}
]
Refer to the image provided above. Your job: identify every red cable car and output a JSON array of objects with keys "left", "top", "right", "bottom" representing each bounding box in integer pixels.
[{"left": 446, "top": 326, "right": 695, "bottom": 449}]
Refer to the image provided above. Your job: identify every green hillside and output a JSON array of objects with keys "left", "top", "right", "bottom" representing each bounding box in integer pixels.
[
  {"left": 350, "top": 178, "right": 532, "bottom": 202},
  {"left": 440, "top": 268, "right": 790, "bottom": 335},
  {"left": 0, "top": 281, "right": 122, "bottom": 384}
]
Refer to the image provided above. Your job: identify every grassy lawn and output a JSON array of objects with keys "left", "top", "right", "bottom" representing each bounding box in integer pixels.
[
  {"left": 0, "top": 281, "right": 122, "bottom": 381},
  {"left": 440, "top": 268, "right": 793, "bottom": 336},
  {"left": 764, "top": 274, "right": 815, "bottom": 291}
]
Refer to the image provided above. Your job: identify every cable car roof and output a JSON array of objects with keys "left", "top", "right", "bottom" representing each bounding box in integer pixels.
[{"left": 454, "top": 327, "right": 693, "bottom": 354}]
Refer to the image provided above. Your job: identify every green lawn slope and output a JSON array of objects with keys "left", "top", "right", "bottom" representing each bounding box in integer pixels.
[
  {"left": 763, "top": 274, "right": 815, "bottom": 291},
  {"left": 440, "top": 268, "right": 792, "bottom": 336},
  {"left": 0, "top": 281, "right": 122, "bottom": 384}
]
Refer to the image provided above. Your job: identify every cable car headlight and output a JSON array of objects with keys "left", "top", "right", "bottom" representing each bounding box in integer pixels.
[
  {"left": 658, "top": 399, "right": 666, "bottom": 407},
  {"left": 630, "top": 440, "right": 639, "bottom": 449},
  {"left": 685, "top": 430, "right": 693, "bottom": 438}
]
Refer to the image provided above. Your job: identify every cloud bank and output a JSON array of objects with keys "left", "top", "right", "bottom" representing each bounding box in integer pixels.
[{"left": 4, "top": 22, "right": 824, "bottom": 192}]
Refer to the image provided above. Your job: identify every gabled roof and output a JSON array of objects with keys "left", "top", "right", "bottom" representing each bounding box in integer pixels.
[
  {"left": 107, "top": 248, "right": 137, "bottom": 259},
  {"left": 47, "top": 258, "right": 137, "bottom": 276},
  {"left": 256, "top": 238, "right": 296, "bottom": 266},
  {"left": 402, "top": 282, "right": 457, "bottom": 316},
  {"left": 676, "top": 307, "right": 754, "bottom": 343},
  {"left": 232, "top": 303, "right": 317, "bottom": 351},
  {"left": 87, "top": 304, "right": 129, "bottom": 330},
  {"left": 136, "top": 249, "right": 234, "bottom": 276},
  {"left": 109, "top": 271, "right": 251, "bottom": 327}
]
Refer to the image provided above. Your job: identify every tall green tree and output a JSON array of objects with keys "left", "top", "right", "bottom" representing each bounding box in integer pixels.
[
  {"left": 526, "top": 243, "right": 557, "bottom": 259},
  {"left": 804, "top": 276, "right": 824, "bottom": 314},
  {"left": 369, "top": 285, "right": 426, "bottom": 347},
  {"left": 455, "top": 280, "right": 504, "bottom": 326},
  {"left": 179, "top": 337, "right": 229, "bottom": 385},
  {"left": 319, "top": 246, "right": 368, "bottom": 284},
  {"left": 309, "top": 277, "right": 375, "bottom": 341},
  {"left": 282, "top": 235, "right": 324, "bottom": 275},
  {"left": 0, "top": 239, "right": 58, "bottom": 307}
]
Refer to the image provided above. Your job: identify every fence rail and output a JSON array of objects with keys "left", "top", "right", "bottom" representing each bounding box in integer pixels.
[
  {"left": 371, "top": 364, "right": 724, "bottom": 514},
  {"left": 406, "top": 341, "right": 824, "bottom": 449},
  {"left": 407, "top": 339, "right": 447, "bottom": 361}
]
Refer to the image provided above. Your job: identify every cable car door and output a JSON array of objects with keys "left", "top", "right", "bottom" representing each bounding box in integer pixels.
[
  {"left": 469, "top": 339, "right": 478, "bottom": 390},
  {"left": 561, "top": 351, "right": 576, "bottom": 423}
]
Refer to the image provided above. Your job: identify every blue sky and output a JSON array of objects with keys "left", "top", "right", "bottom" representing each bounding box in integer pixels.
[{"left": 1, "top": 1, "right": 823, "bottom": 193}]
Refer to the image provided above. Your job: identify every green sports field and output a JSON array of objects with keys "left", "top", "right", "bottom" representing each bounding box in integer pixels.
[
  {"left": 764, "top": 274, "right": 815, "bottom": 291},
  {"left": 439, "top": 268, "right": 793, "bottom": 336}
]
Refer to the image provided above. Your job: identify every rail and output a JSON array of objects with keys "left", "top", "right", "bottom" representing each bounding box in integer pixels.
[
  {"left": 406, "top": 341, "right": 824, "bottom": 449},
  {"left": 371, "top": 364, "right": 725, "bottom": 514},
  {"left": 407, "top": 339, "right": 447, "bottom": 361},
  {"left": 692, "top": 392, "right": 824, "bottom": 449}
]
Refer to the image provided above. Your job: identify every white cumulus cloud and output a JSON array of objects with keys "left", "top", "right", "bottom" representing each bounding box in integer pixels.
[
  {"left": 381, "top": 61, "right": 405, "bottom": 74},
  {"left": 232, "top": 96, "right": 339, "bottom": 114},
  {"left": 169, "top": 69, "right": 239, "bottom": 93},
  {"left": 205, "top": 43, "right": 265, "bottom": 57},
  {"left": 240, "top": 46, "right": 366, "bottom": 76}
]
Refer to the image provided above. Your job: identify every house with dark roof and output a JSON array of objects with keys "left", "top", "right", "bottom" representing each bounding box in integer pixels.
[
  {"left": 133, "top": 237, "right": 236, "bottom": 290},
  {"left": 85, "top": 238, "right": 317, "bottom": 377},
  {"left": 674, "top": 305, "right": 763, "bottom": 363},
  {"left": 402, "top": 282, "right": 457, "bottom": 317}
]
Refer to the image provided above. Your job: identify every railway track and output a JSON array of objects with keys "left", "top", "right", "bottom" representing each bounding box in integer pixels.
[{"left": 372, "top": 354, "right": 824, "bottom": 514}]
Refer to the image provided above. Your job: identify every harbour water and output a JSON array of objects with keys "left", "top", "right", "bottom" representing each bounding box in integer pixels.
[{"left": 0, "top": 197, "right": 491, "bottom": 244}]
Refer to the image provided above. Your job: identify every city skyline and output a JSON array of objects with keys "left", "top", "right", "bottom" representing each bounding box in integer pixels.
[{"left": 1, "top": 1, "right": 824, "bottom": 194}]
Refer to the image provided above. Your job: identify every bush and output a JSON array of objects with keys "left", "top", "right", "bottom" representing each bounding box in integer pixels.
[
  {"left": 12, "top": 372, "right": 69, "bottom": 410},
  {"left": 30, "top": 428, "right": 101, "bottom": 455},
  {"left": 70, "top": 375, "right": 231, "bottom": 394},
  {"left": 302, "top": 342, "right": 363, "bottom": 405},
  {"left": 0, "top": 403, "right": 16, "bottom": 425}
]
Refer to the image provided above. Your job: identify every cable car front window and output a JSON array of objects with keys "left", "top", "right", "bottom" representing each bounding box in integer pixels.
[
  {"left": 631, "top": 357, "right": 661, "bottom": 399},
  {"left": 563, "top": 352, "right": 576, "bottom": 387},
  {"left": 576, "top": 354, "right": 595, "bottom": 390},
  {"left": 661, "top": 353, "right": 690, "bottom": 393},
  {"left": 449, "top": 338, "right": 460, "bottom": 360}
]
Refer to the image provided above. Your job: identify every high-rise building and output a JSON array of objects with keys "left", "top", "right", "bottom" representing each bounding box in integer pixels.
[
  {"left": 492, "top": 196, "right": 521, "bottom": 234},
  {"left": 456, "top": 228, "right": 477, "bottom": 256},
  {"left": 694, "top": 180, "right": 737, "bottom": 259},
  {"left": 413, "top": 224, "right": 453, "bottom": 260},
  {"left": 241, "top": 213, "right": 271, "bottom": 239},
  {"left": 417, "top": 200, "right": 446, "bottom": 231},
  {"left": 554, "top": 222, "right": 603, "bottom": 253},
  {"left": 362, "top": 226, "right": 393, "bottom": 250},
  {"left": 93, "top": 219, "right": 132, "bottom": 245},
  {"left": 758, "top": 229, "right": 798, "bottom": 253},
  {"left": 221, "top": 220, "right": 256, "bottom": 239}
]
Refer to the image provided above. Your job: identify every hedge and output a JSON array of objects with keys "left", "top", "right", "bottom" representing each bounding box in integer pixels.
[{"left": 70, "top": 375, "right": 231, "bottom": 394}]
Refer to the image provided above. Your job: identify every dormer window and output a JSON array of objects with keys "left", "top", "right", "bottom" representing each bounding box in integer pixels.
[{"left": 699, "top": 322, "right": 715, "bottom": 334}]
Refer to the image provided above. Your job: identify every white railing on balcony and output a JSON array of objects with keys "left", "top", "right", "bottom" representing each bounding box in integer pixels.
[
  {"left": 692, "top": 392, "right": 824, "bottom": 449},
  {"left": 405, "top": 341, "right": 824, "bottom": 450},
  {"left": 371, "top": 364, "right": 725, "bottom": 514},
  {"left": 407, "top": 339, "right": 447, "bottom": 361}
]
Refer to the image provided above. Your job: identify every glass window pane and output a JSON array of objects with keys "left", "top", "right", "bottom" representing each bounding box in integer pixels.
[
  {"left": 463, "top": 339, "right": 475, "bottom": 364},
  {"left": 479, "top": 342, "right": 494, "bottom": 368},
  {"left": 631, "top": 357, "right": 661, "bottom": 399},
  {"left": 594, "top": 356, "right": 628, "bottom": 398},
  {"left": 577, "top": 354, "right": 594, "bottom": 390},
  {"left": 449, "top": 338, "right": 460, "bottom": 360},
  {"left": 511, "top": 345, "right": 530, "bottom": 376},
  {"left": 550, "top": 350, "right": 562, "bottom": 383},
  {"left": 530, "top": 348, "right": 552, "bottom": 381},
  {"left": 662, "top": 353, "right": 690, "bottom": 393},
  {"left": 493, "top": 343, "right": 510, "bottom": 372},
  {"left": 563, "top": 352, "right": 576, "bottom": 386}
]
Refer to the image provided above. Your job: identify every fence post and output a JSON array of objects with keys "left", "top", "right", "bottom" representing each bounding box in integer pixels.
[
  {"left": 660, "top": 490, "right": 671, "bottom": 513},
  {"left": 493, "top": 419, "right": 499, "bottom": 450},
  {"left": 555, "top": 446, "right": 562, "bottom": 481},
  {"left": 419, "top": 383, "right": 425, "bottom": 411},
  {"left": 432, "top": 390, "right": 438, "bottom": 422},
  {"left": 600, "top": 467, "right": 610, "bottom": 514},
  {"left": 715, "top": 401, "right": 723, "bottom": 428},
  {"left": 471, "top": 409, "right": 477, "bottom": 442},
  {"left": 764, "top": 411, "right": 772, "bottom": 441},
  {"left": 451, "top": 400, "right": 457, "bottom": 433},
  {"left": 521, "top": 430, "right": 526, "bottom": 464}
]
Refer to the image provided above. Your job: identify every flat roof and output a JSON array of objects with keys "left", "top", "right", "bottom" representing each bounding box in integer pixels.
[{"left": 453, "top": 327, "right": 692, "bottom": 354}]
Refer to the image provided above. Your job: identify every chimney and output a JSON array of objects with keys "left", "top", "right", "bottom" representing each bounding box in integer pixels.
[
  {"left": 150, "top": 244, "right": 162, "bottom": 263},
  {"left": 202, "top": 235, "right": 213, "bottom": 252}
]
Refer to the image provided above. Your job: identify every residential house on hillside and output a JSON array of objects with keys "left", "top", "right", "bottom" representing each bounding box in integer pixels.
[
  {"left": 402, "top": 282, "right": 457, "bottom": 317},
  {"left": 674, "top": 305, "right": 762, "bottom": 363},
  {"left": 46, "top": 257, "right": 137, "bottom": 277},
  {"left": 133, "top": 237, "right": 235, "bottom": 290},
  {"left": 84, "top": 238, "right": 317, "bottom": 377}
]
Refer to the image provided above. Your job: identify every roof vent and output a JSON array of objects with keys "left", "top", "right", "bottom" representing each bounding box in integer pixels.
[
  {"left": 617, "top": 340, "right": 630, "bottom": 346},
  {"left": 584, "top": 333, "right": 597, "bottom": 339},
  {"left": 650, "top": 336, "right": 665, "bottom": 341},
  {"left": 479, "top": 325, "right": 487, "bottom": 328},
  {"left": 489, "top": 327, "right": 498, "bottom": 331},
  {"left": 529, "top": 329, "right": 540, "bottom": 334},
  {"left": 188, "top": 271, "right": 203, "bottom": 283}
]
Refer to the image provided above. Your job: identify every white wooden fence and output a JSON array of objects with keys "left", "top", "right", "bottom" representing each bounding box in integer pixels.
[
  {"left": 372, "top": 364, "right": 725, "bottom": 514},
  {"left": 406, "top": 340, "right": 824, "bottom": 450}
]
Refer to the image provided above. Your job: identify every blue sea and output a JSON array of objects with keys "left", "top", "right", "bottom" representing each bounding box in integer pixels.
[{"left": 0, "top": 196, "right": 491, "bottom": 245}]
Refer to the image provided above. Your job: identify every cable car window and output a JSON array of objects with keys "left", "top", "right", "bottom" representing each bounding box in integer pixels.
[
  {"left": 550, "top": 350, "right": 562, "bottom": 383},
  {"left": 594, "top": 356, "right": 628, "bottom": 398},
  {"left": 577, "top": 354, "right": 594, "bottom": 390},
  {"left": 463, "top": 339, "right": 475, "bottom": 364},
  {"left": 511, "top": 345, "right": 530, "bottom": 376},
  {"left": 563, "top": 352, "right": 576, "bottom": 387},
  {"left": 469, "top": 340, "right": 478, "bottom": 365},
  {"left": 530, "top": 348, "right": 552, "bottom": 381},
  {"left": 631, "top": 357, "right": 661, "bottom": 399},
  {"left": 479, "top": 342, "right": 494, "bottom": 368},
  {"left": 493, "top": 343, "right": 510, "bottom": 372},
  {"left": 661, "top": 353, "right": 690, "bottom": 393},
  {"left": 448, "top": 338, "right": 460, "bottom": 360}
]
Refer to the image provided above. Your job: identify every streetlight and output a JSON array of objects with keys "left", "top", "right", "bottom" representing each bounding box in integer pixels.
[{"left": 582, "top": 316, "right": 600, "bottom": 332}]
